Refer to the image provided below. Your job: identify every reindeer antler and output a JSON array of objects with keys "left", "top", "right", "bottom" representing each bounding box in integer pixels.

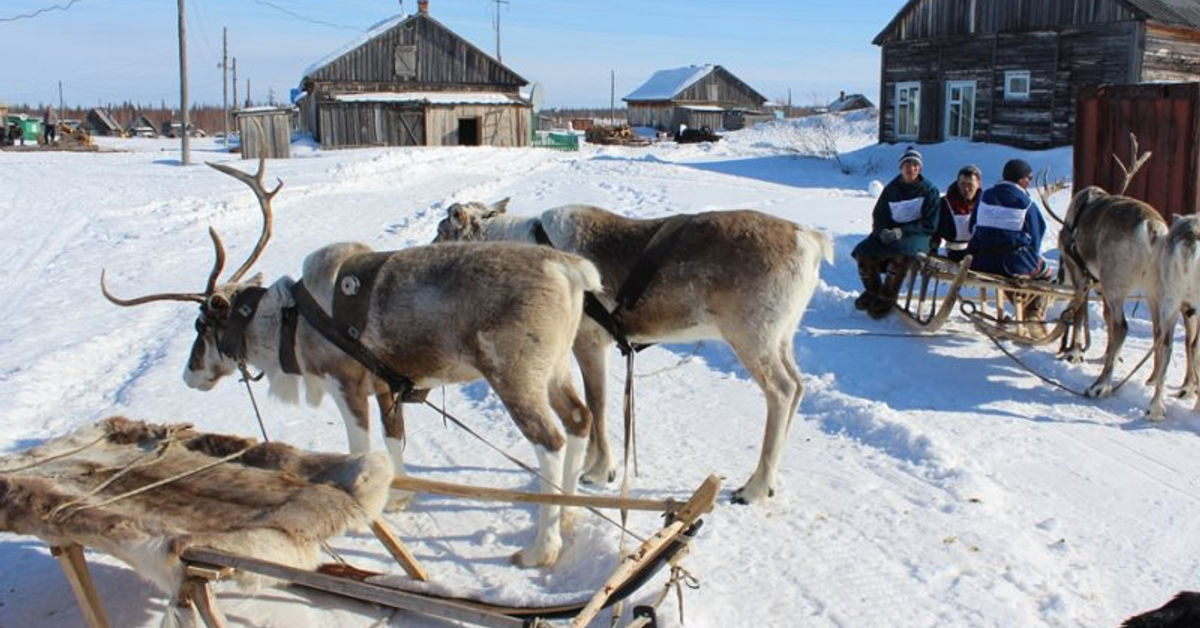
[
  {"left": 101, "top": 226, "right": 228, "bottom": 306},
  {"left": 206, "top": 156, "right": 281, "bottom": 283},
  {"left": 1114, "top": 132, "right": 1152, "bottom": 195},
  {"left": 1035, "top": 168, "right": 1070, "bottom": 226}
]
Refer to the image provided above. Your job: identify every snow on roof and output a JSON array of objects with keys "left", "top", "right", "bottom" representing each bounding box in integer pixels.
[
  {"left": 302, "top": 13, "right": 409, "bottom": 79},
  {"left": 678, "top": 104, "right": 724, "bottom": 112},
  {"left": 332, "top": 91, "right": 528, "bottom": 105},
  {"left": 623, "top": 65, "right": 715, "bottom": 102}
]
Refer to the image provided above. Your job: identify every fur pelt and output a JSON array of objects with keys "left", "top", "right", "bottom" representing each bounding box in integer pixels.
[{"left": 0, "top": 416, "right": 391, "bottom": 595}]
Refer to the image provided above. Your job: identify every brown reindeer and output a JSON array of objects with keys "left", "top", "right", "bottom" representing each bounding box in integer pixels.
[
  {"left": 1044, "top": 135, "right": 1166, "bottom": 399},
  {"left": 434, "top": 201, "right": 833, "bottom": 505},
  {"left": 102, "top": 159, "right": 602, "bottom": 567}
]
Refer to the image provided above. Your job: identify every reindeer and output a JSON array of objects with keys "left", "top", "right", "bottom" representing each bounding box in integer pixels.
[
  {"left": 102, "top": 159, "right": 602, "bottom": 567},
  {"left": 1042, "top": 134, "right": 1167, "bottom": 399},
  {"left": 434, "top": 201, "right": 833, "bottom": 505},
  {"left": 1145, "top": 214, "right": 1200, "bottom": 419}
]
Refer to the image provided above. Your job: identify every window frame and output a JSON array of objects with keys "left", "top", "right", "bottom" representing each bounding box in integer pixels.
[
  {"left": 1004, "top": 70, "right": 1031, "bottom": 102},
  {"left": 944, "top": 80, "right": 977, "bottom": 140},
  {"left": 894, "top": 81, "right": 921, "bottom": 140}
]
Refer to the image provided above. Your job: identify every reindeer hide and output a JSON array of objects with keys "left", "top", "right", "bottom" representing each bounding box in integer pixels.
[{"left": 0, "top": 416, "right": 391, "bottom": 595}]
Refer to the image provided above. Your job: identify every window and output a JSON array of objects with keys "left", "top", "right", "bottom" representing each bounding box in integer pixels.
[
  {"left": 1005, "top": 70, "right": 1030, "bottom": 101},
  {"left": 944, "top": 80, "right": 976, "bottom": 140},
  {"left": 895, "top": 82, "right": 920, "bottom": 139}
]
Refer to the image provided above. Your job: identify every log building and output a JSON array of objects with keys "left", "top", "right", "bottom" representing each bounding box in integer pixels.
[
  {"left": 623, "top": 65, "right": 768, "bottom": 132},
  {"left": 874, "top": 0, "right": 1200, "bottom": 148}
]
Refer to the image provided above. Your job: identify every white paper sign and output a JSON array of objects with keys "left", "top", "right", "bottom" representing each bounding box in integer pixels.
[
  {"left": 953, "top": 213, "right": 973, "bottom": 241},
  {"left": 975, "top": 202, "right": 1027, "bottom": 231},
  {"left": 888, "top": 197, "right": 924, "bottom": 223}
]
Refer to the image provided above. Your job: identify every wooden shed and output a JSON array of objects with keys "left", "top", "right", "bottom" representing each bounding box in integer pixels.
[
  {"left": 85, "top": 108, "right": 123, "bottom": 136},
  {"left": 235, "top": 107, "right": 294, "bottom": 160},
  {"left": 622, "top": 65, "right": 768, "bottom": 133},
  {"left": 296, "top": 0, "right": 531, "bottom": 149},
  {"left": 1075, "top": 82, "right": 1200, "bottom": 219},
  {"left": 874, "top": 0, "right": 1200, "bottom": 148}
]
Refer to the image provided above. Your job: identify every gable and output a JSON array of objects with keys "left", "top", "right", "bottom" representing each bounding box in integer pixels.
[
  {"left": 623, "top": 65, "right": 767, "bottom": 105},
  {"left": 304, "top": 13, "right": 527, "bottom": 87}
]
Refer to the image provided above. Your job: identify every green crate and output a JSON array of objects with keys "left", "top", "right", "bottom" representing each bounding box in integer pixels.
[{"left": 531, "top": 131, "right": 579, "bottom": 152}]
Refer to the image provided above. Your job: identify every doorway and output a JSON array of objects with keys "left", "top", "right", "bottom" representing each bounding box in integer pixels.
[{"left": 457, "top": 118, "right": 480, "bottom": 146}]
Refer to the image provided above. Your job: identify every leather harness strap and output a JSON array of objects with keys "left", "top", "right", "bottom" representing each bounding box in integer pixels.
[
  {"left": 531, "top": 216, "right": 691, "bottom": 356},
  {"left": 215, "top": 286, "right": 268, "bottom": 361}
]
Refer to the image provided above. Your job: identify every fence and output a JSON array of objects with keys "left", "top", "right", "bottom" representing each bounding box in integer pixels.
[
  {"left": 1075, "top": 83, "right": 1200, "bottom": 219},
  {"left": 530, "top": 130, "right": 579, "bottom": 152}
]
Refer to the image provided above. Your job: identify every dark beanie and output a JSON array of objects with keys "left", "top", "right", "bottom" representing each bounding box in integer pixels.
[
  {"left": 958, "top": 164, "right": 982, "bottom": 179},
  {"left": 899, "top": 146, "right": 922, "bottom": 167},
  {"left": 1002, "top": 159, "right": 1033, "bottom": 182}
]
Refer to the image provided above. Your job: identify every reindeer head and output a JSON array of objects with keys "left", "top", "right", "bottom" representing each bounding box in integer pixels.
[
  {"left": 433, "top": 198, "right": 510, "bottom": 242},
  {"left": 101, "top": 158, "right": 281, "bottom": 391}
]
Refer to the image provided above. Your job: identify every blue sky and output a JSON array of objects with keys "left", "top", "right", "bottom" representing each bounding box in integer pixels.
[{"left": 1, "top": 0, "right": 904, "bottom": 109}]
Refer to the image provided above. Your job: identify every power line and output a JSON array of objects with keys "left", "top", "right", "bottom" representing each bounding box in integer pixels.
[
  {"left": 247, "top": 0, "right": 360, "bottom": 32},
  {"left": 0, "top": 0, "right": 83, "bottom": 22}
]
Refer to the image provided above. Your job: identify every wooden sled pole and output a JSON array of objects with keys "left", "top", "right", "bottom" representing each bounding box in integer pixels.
[
  {"left": 393, "top": 475, "right": 676, "bottom": 512},
  {"left": 568, "top": 474, "right": 720, "bottom": 628},
  {"left": 51, "top": 544, "right": 111, "bottom": 628},
  {"left": 370, "top": 518, "right": 428, "bottom": 582}
]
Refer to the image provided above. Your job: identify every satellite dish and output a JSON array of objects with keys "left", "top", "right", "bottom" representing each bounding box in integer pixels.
[{"left": 528, "top": 82, "right": 544, "bottom": 111}]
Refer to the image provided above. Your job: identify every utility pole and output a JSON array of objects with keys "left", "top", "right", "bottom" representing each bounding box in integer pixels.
[
  {"left": 58, "top": 81, "right": 63, "bottom": 112},
  {"left": 246, "top": 79, "right": 251, "bottom": 107},
  {"left": 222, "top": 27, "right": 229, "bottom": 142},
  {"left": 177, "top": 0, "right": 190, "bottom": 165},
  {"left": 232, "top": 57, "right": 238, "bottom": 115},
  {"left": 609, "top": 70, "right": 614, "bottom": 125},
  {"left": 492, "top": 0, "right": 508, "bottom": 62}
]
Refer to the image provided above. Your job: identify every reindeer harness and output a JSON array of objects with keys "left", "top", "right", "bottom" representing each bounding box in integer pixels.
[{"left": 530, "top": 214, "right": 692, "bottom": 356}]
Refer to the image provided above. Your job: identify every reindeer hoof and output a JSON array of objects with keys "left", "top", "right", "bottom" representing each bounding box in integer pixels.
[
  {"left": 730, "top": 485, "right": 773, "bottom": 505},
  {"left": 385, "top": 489, "right": 416, "bottom": 513},
  {"left": 1085, "top": 384, "right": 1112, "bottom": 399},
  {"left": 511, "top": 542, "right": 560, "bottom": 568},
  {"left": 1146, "top": 406, "right": 1167, "bottom": 422},
  {"left": 579, "top": 467, "right": 616, "bottom": 485},
  {"left": 1059, "top": 349, "right": 1085, "bottom": 365}
]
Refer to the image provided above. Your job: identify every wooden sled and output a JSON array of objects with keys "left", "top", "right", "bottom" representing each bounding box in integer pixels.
[
  {"left": 896, "top": 253, "right": 1092, "bottom": 346},
  {"left": 178, "top": 474, "right": 720, "bottom": 628}
]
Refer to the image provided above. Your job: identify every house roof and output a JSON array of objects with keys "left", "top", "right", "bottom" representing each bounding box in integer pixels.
[
  {"left": 874, "top": 0, "right": 1200, "bottom": 45},
  {"left": 623, "top": 65, "right": 716, "bottom": 101},
  {"left": 302, "top": 12, "right": 527, "bottom": 85},
  {"left": 828, "top": 93, "right": 874, "bottom": 112}
]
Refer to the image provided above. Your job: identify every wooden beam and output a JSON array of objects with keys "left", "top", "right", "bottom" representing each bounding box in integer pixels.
[
  {"left": 188, "top": 578, "right": 229, "bottom": 628},
  {"left": 50, "top": 544, "right": 111, "bottom": 628},
  {"left": 392, "top": 475, "right": 677, "bottom": 512},
  {"left": 370, "top": 519, "right": 429, "bottom": 582}
]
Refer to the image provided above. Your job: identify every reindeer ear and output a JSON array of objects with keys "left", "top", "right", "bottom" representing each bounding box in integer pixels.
[
  {"left": 492, "top": 198, "right": 511, "bottom": 215},
  {"left": 449, "top": 204, "right": 467, "bottom": 227},
  {"left": 245, "top": 272, "right": 265, "bottom": 287}
]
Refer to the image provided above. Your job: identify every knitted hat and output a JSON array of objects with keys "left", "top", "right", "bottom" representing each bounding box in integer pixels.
[
  {"left": 1002, "top": 159, "right": 1033, "bottom": 182},
  {"left": 899, "top": 146, "right": 922, "bottom": 167},
  {"left": 958, "top": 164, "right": 982, "bottom": 179}
]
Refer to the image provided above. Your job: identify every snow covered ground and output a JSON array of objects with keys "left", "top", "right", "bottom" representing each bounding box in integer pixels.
[{"left": 1, "top": 111, "right": 1197, "bottom": 627}]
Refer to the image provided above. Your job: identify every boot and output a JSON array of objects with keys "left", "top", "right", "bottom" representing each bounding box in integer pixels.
[
  {"left": 856, "top": 257, "right": 884, "bottom": 311},
  {"left": 868, "top": 257, "right": 911, "bottom": 319}
]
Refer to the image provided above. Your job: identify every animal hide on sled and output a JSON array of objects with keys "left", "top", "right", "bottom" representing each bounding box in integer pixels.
[{"left": 0, "top": 416, "right": 391, "bottom": 596}]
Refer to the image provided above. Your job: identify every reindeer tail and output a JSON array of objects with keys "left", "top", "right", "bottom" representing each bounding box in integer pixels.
[
  {"left": 799, "top": 228, "right": 835, "bottom": 266},
  {"left": 554, "top": 255, "right": 603, "bottom": 295}
]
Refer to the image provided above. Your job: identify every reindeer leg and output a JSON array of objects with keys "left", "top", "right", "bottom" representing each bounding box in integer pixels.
[
  {"left": 779, "top": 337, "right": 806, "bottom": 438},
  {"left": 574, "top": 326, "right": 615, "bottom": 484},
  {"left": 1058, "top": 260, "right": 1086, "bottom": 363},
  {"left": 547, "top": 363, "right": 592, "bottom": 529},
  {"left": 727, "top": 337, "right": 798, "bottom": 505},
  {"left": 1176, "top": 307, "right": 1199, "bottom": 399},
  {"left": 1087, "top": 297, "right": 1126, "bottom": 398},
  {"left": 1146, "top": 305, "right": 1179, "bottom": 420},
  {"left": 375, "top": 392, "right": 415, "bottom": 510}
]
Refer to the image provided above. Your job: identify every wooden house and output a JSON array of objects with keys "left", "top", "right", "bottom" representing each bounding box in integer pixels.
[
  {"left": 623, "top": 65, "right": 768, "bottom": 132},
  {"left": 85, "top": 108, "right": 123, "bottom": 136},
  {"left": 296, "top": 0, "right": 531, "bottom": 149},
  {"left": 874, "top": 0, "right": 1200, "bottom": 148},
  {"left": 828, "top": 92, "right": 875, "bottom": 113},
  {"left": 127, "top": 115, "right": 157, "bottom": 138}
]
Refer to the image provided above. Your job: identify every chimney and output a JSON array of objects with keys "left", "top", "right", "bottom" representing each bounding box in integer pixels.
[
  {"left": 418, "top": 0, "right": 428, "bottom": 14},
  {"left": 839, "top": 90, "right": 845, "bottom": 101}
]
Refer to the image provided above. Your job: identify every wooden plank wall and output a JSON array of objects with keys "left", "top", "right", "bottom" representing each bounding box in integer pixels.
[
  {"left": 317, "top": 102, "right": 425, "bottom": 148},
  {"left": 1074, "top": 83, "right": 1200, "bottom": 219},
  {"left": 878, "top": 0, "right": 1138, "bottom": 43},
  {"left": 425, "top": 104, "right": 529, "bottom": 147},
  {"left": 674, "top": 68, "right": 764, "bottom": 108},
  {"left": 237, "top": 112, "right": 292, "bottom": 160},
  {"left": 1142, "top": 24, "right": 1200, "bottom": 82}
]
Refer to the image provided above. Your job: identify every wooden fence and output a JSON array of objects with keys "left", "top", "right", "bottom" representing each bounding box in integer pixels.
[{"left": 1075, "top": 83, "right": 1200, "bottom": 219}]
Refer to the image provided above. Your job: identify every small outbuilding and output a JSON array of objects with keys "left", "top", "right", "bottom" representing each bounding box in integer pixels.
[
  {"left": 235, "top": 106, "right": 294, "bottom": 160},
  {"left": 127, "top": 115, "right": 158, "bottom": 138},
  {"left": 828, "top": 92, "right": 874, "bottom": 113},
  {"left": 623, "top": 64, "right": 768, "bottom": 132},
  {"left": 296, "top": 0, "right": 531, "bottom": 149},
  {"left": 86, "top": 108, "right": 123, "bottom": 136}
]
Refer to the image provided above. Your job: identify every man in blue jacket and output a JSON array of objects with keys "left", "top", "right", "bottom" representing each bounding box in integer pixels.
[
  {"left": 967, "top": 159, "right": 1052, "bottom": 279},
  {"left": 852, "top": 146, "right": 941, "bottom": 319}
]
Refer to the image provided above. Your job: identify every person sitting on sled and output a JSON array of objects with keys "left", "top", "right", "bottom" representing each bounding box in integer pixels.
[
  {"left": 932, "top": 164, "right": 982, "bottom": 262},
  {"left": 851, "top": 146, "right": 940, "bottom": 319}
]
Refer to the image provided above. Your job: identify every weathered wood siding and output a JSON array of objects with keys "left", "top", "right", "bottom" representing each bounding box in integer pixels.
[
  {"left": 673, "top": 67, "right": 765, "bottom": 108},
  {"left": 425, "top": 104, "right": 529, "bottom": 147},
  {"left": 879, "top": 20, "right": 1137, "bottom": 147},
  {"left": 307, "top": 16, "right": 523, "bottom": 89},
  {"left": 627, "top": 103, "right": 673, "bottom": 130},
  {"left": 236, "top": 110, "right": 293, "bottom": 159},
  {"left": 1075, "top": 83, "right": 1200, "bottom": 219},
  {"left": 317, "top": 102, "right": 426, "bottom": 148},
  {"left": 876, "top": 0, "right": 1139, "bottom": 43},
  {"left": 1142, "top": 23, "right": 1200, "bottom": 82}
]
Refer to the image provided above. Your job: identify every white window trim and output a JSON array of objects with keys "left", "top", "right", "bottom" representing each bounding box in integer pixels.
[
  {"left": 894, "top": 81, "right": 920, "bottom": 140},
  {"left": 944, "top": 80, "right": 976, "bottom": 140},
  {"left": 1004, "top": 70, "right": 1031, "bottom": 102}
]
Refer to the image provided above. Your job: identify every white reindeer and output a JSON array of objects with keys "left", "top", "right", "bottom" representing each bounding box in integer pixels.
[
  {"left": 102, "top": 160, "right": 601, "bottom": 567},
  {"left": 1146, "top": 214, "right": 1200, "bottom": 419},
  {"left": 434, "top": 201, "right": 833, "bottom": 505}
]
